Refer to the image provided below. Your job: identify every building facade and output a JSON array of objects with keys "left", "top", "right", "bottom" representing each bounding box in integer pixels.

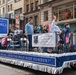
[
  {"left": 13, "top": 0, "right": 25, "bottom": 30},
  {"left": 0, "top": 0, "right": 25, "bottom": 30},
  {"left": 39, "top": 0, "right": 76, "bottom": 32},
  {"left": 52, "top": 0, "right": 76, "bottom": 32},
  {"left": 0, "top": 0, "right": 14, "bottom": 17},
  {"left": 0, "top": 0, "right": 76, "bottom": 32},
  {"left": 23, "top": 0, "right": 41, "bottom": 26},
  {"left": 39, "top": 0, "right": 52, "bottom": 25}
]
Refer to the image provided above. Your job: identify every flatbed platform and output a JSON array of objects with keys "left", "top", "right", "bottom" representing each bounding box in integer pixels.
[{"left": 0, "top": 50, "right": 76, "bottom": 74}]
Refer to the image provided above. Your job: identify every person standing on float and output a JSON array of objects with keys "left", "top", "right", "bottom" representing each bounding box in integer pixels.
[
  {"left": 37, "top": 25, "right": 43, "bottom": 33},
  {"left": 64, "top": 23, "right": 71, "bottom": 52},
  {"left": 25, "top": 18, "right": 34, "bottom": 51},
  {"left": 50, "top": 15, "right": 61, "bottom": 52}
]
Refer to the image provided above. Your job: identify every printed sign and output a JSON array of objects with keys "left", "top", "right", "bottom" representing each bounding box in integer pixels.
[
  {"left": 32, "top": 33, "right": 56, "bottom": 47},
  {"left": 16, "top": 16, "right": 20, "bottom": 28},
  {"left": 0, "top": 18, "right": 9, "bottom": 37}
]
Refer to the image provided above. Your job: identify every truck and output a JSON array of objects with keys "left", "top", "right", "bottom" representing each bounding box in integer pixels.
[{"left": 0, "top": 18, "right": 76, "bottom": 74}]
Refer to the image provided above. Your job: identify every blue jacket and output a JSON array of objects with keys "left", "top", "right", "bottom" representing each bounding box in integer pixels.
[
  {"left": 25, "top": 23, "right": 34, "bottom": 35},
  {"left": 64, "top": 28, "right": 71, "bottom": 37}
]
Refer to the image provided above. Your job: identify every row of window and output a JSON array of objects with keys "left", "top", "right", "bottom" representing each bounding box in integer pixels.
[
  {"left": 0, "top": 0, "right": 11, "bottom": 4},
  {"left": 0, "top": 0, "right": 5, "bottom": 4},
  {"left": 0, "top": 0, "right": 20, "bottom": 5},
  {"left": 53, "top": 6, "right": 76, "bottom": 21},
  {"left": 26, "top": 1, "right": 38, "bottom": 13},
  {"left": 26, "top": 16, "right": 38, "bottom": 26},
  {"left": 0, "top": 7, "right": 22, "bottom": 15},
  {"left": 44, "top": 5, "right": 76, "bottom": 22},
  {"left": 0, "top": 4, "right": 12, "bottom": 14},
  {"left": 15, "top": 8, "right": 22, "bottom": 15}
]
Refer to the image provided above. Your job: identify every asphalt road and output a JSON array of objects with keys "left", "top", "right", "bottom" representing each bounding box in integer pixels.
[{"left": 0, "top": 62, "right": 76, "bottom": 75}]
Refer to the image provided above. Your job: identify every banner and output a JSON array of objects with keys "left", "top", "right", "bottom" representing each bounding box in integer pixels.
[
  {"left": 16, "top": 16, "right": 20, "bottom": 28},
  {"left": 0, "top": 52, "right": 56, "bottom": 66},
  {"left": 32, "top": 33, "right": 56, "bottom": 47},
  {"left": 73, "top": 33, "right": 76, "bottom": 45},
  {"left": 0, "top": 18, "right": 9, "bottom": 37}
]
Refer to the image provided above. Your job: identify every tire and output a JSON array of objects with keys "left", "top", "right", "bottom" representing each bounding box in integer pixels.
[{"left": 70, "top": 63, "right": 76, "bottom": 69}]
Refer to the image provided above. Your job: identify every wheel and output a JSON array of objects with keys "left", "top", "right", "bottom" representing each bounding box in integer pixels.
[{"left": 70, "top": 63, "right": 76, "bottom": 69}]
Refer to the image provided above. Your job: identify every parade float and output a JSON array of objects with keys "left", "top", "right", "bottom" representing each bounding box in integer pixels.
[{"left": 0, "top": 18, "right": 76, "bottom": 74}]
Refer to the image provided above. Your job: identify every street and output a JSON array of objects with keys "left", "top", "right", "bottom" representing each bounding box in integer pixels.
[{"left": 0, "top": 62, "right": 76, "bottom": 75}]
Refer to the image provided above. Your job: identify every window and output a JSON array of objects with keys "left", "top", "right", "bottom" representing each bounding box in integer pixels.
[
  {"left": 44, "top": 11, "right": 48, "bottom": 21},
  {"left": 74, "top": 7, "right": 76, "bottom": 18},
  {"left": 31, "top": 3, "right": 33, "bottom": 11},
  {"left": 9, "top": 13, "right": 13, "bottom": 18},
  {"left": 0, "top": 0, "right": 1, "bottom": 5},
  {"left": 30, "top": 17, "right": 33, "bottom": 19},
  {"left": 10, "top": 4, "right": 12, "bottom": 11},
  {"left": 26, "top": 18, "right": 28, "bottom": 23},
  {"left": 15, "top": 8, "right": 22, "bottom": 15},
  {"left": 53, "top": 4, "right": 74, "bottom": 21},
  {"left": 2, "top": 0, "right": 5, "bottom": 4},
  {"left": 74, "top": 1, "right": 76, "bottom": 5},
  {"left": 8, "top": 4, "right": 12, "bottom": 12},
  {"left": 34, "top": 16, "right": 38, "bottom": 26},
  {"left": 26, "top": 0, "right": 28, "bottom": 2},
  {"left": 35, "top": 1, "right": 38, "bottom": 10},
  {"left": 8, "top": 0, "right": 11, "bottom": 1},
  {"left": 8, "top": 5, "right": 9, "bottom": 12},
  {"left": 14, "top": 0, "right": 20, "bottom": 3},
  {"left": 0, "top": 9, "right": 1, "bottom": 14},
  {"left": 3, "top": 7, "right": 5, "bottom": 13},
  {"left": 59, "top": 7, "right": 73, "bottom": 21},
  {"left": 43, "top": 0, "right": 49, "bottom": 3},
  {"left": 59, "top": 10, "right": 65, "bottom": 21},
  {"left": 26, "top": 4, "right": 29, "bottom": 13}
]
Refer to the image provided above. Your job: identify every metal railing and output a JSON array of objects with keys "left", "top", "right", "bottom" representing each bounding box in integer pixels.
[{"left": 0, "top": 33, "right": 76, "bottom": 53}]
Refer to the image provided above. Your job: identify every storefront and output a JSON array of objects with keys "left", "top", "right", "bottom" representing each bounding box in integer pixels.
[
  {"left": 52, "top": 1, "right": 76, "bottom": 32},
  {"left": 59, "top": 23, "right": 76, "bottom": 32}
]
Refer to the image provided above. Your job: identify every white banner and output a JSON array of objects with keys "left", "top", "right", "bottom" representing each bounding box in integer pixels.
[
  {"left": 73, "top": 33, "right": 76, "bottom": 45},
  {"left": 32, "top": 33, "right": 56, "bottom": 47}
]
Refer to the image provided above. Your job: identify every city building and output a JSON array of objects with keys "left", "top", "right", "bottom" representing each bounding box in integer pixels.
[
  {"left": 39, "top": 0, "right": 52, "bottom": 25},
  {"left": 0, "top": 0, "right": 25, "bottom": 30},
  {"left": 52, "top": 0, "right": 76, "bottom": 32},
  {"left": 23, "top": 0, "right": 41, "bottom": 26},
  {"left": 0, "top": 0, "right": 14, "bottom": 17},
  {"left": 13, "top": 0, "right": 25, "bottom": 30},
  {"left": 0, "top": 0, "right": 76, "bottom": 32},
  {"left": 39, "top": 0, "right": 76, "bottom": 32}
]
